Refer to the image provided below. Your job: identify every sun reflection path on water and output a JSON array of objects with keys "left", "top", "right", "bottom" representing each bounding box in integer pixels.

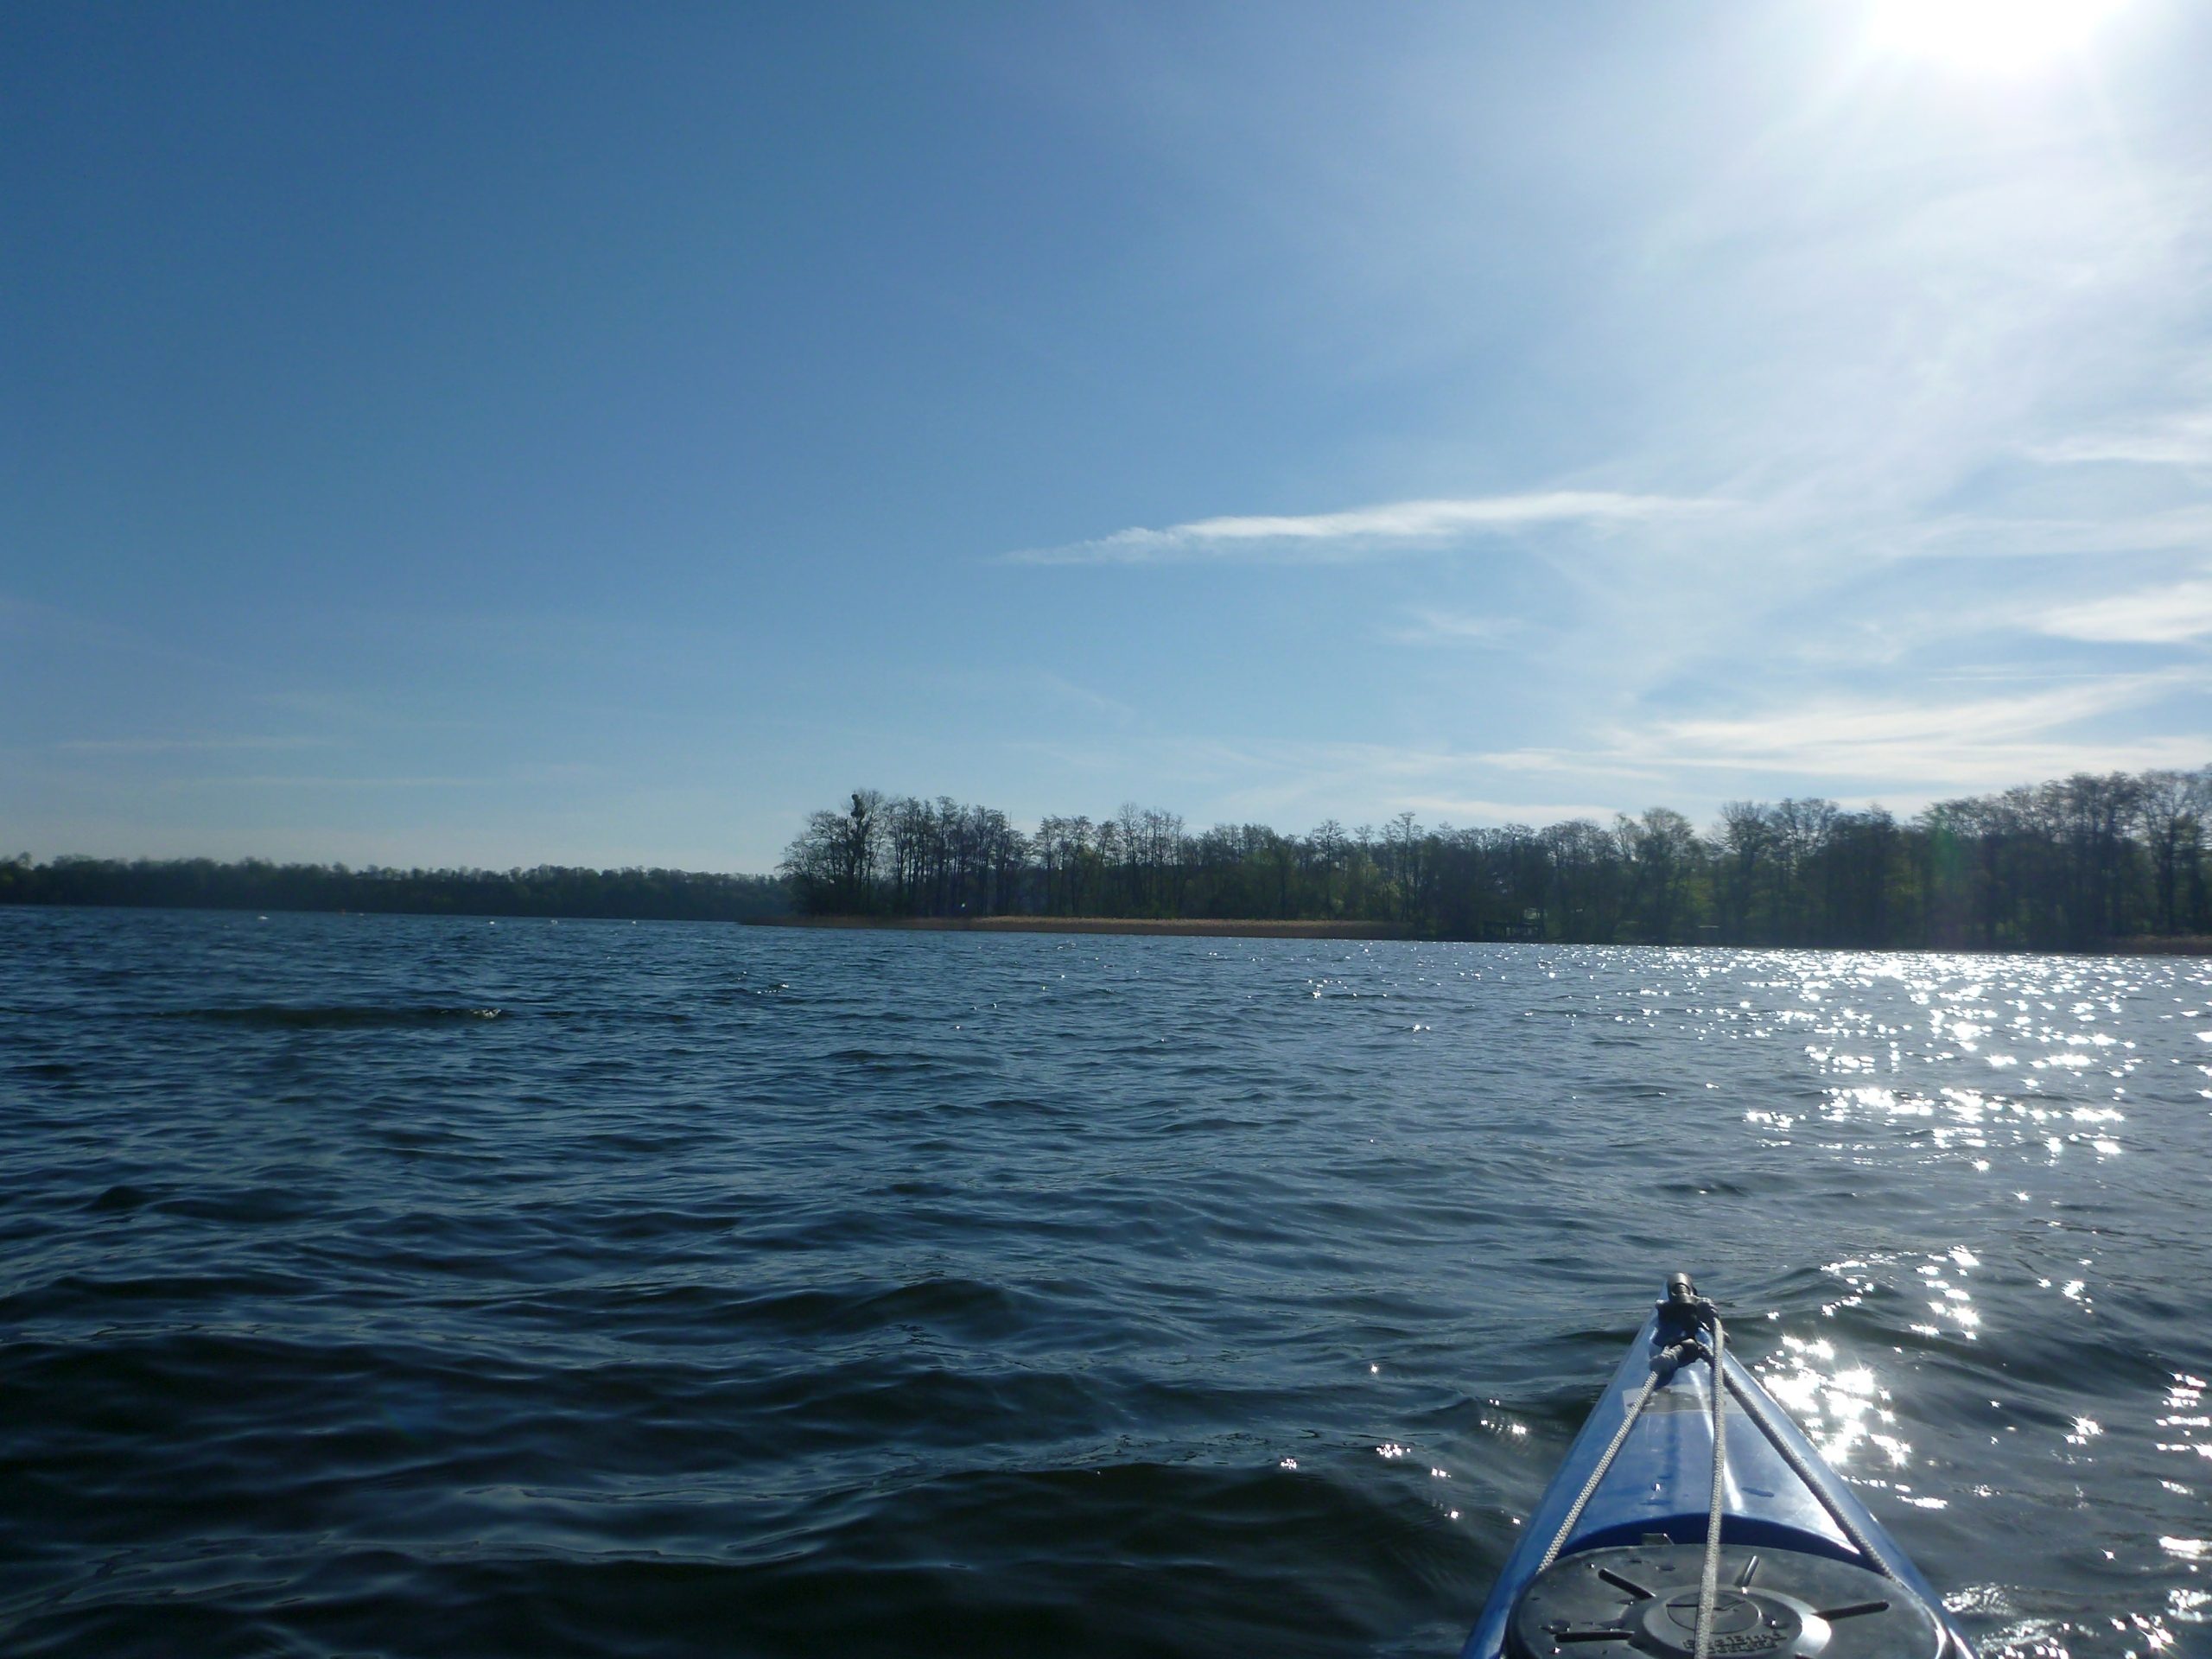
[
  {"left": 1716, "top": 959, "right": 2176, "bottom": 1277},
  {"left": 1314, "top": 946, "right": 2208, "bottom": 1651},
  {"left": 1752, "top": 1255, "right": 2209, "bottom": 1655},
  {"left": 1670, "top": 950, "right": 2212, "bottom": 1655}
]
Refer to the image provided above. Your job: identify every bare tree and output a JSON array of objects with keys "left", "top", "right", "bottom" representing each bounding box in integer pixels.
[{"left": 2134, "top": 771, "right": 2199, "bottom": 935}]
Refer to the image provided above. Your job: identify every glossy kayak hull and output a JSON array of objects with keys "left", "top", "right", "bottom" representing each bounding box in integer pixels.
[{"left": 1461, "top": 1292, "right": 1974, "bottom": 1659}]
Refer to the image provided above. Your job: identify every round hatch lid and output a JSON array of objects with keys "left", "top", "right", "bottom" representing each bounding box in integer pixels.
[{"left": 1506, "top": 1542, "right": 1946, "bottom": 1659}]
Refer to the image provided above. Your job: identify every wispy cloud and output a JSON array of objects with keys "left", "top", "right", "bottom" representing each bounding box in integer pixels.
[
  {"left": 1385, "top": 607, "right": 1528, "bottom": 647},
  {"left": 1002, "top": 731, "right": 1669, "bottom": 830},
  {"left": 1605, "top": 674, "right": 2203, "bottom": 786},
  {"left": 1026, "top": 670, "right": 1136, "bottom": 721},
  {"left": 2030, "top": 410, "right": 2212, "bottom": 468},
  {"left": 1394, "top": 794, "right": 1628, "bottom": 824},
  {"left": 1005, "top": 491, "right": 1721, "bottom": 566},
  {"left": 936, "top": 667, "right": 1136, "bottom": 722},
  {"left": 1897, "top": 505, "right": 2212, "bottom": 560},
  {"left": 2033, "top": 577, "right": 2212, "bottom": 644}
]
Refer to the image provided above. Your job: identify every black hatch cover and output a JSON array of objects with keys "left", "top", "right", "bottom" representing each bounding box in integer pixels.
[{"left": 1507, "top": 1542, "right": 1946, "bottom": 1659}]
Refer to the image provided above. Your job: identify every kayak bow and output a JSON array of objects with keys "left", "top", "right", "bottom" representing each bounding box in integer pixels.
[{"left": 1462, "top": 1275, "right": 1974, "bottom": 1659}]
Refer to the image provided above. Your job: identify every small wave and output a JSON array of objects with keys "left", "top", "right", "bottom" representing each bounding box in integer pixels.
[
  {"left": 84, "top": 1183, "right": 158, "bottom": 1213},
  {"left": 155, "top": 1005, "right": 507, "bottom": 1029}
]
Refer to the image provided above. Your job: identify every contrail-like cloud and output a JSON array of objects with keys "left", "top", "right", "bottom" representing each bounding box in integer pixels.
[{"left": 1006, "top": 491, "right": 1723, "bottom": 566}]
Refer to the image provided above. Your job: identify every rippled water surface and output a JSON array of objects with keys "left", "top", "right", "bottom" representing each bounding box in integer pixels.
[{"left": 4, "top": 908, "right": 2210, "bottom": 1657}]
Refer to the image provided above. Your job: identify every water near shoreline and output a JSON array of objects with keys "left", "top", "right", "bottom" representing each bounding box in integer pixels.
[{"left": 3, "top": 906, "right": 2209, "bottom": 1656}]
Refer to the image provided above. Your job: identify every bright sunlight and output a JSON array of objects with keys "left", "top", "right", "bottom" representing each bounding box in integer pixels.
[{"left": 1868, "top": 0, "right": 2131, "bottom": 74}]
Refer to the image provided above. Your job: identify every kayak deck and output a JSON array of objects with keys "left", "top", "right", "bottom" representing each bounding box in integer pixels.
[{"left": 1461, "top": 1277, "right": 1974, "bottom": 1659}]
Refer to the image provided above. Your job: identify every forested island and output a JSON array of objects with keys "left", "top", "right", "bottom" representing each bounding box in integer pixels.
[
  {"left": 0, "top": 856, "right": 790, "bottom": 924},
  {"left": 781, "top": 767, "right": 2212, "bottom": 952}
]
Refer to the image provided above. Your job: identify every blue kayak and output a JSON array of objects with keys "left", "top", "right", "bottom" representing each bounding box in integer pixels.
[{"left": 1462, "top": 1275, "right": 1975, "bottom": 1659}]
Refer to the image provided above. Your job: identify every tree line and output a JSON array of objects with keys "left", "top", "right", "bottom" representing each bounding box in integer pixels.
[
  {"left": 782, "top": 769, "right": 2212, "bottom": 950},
  {"left": 0, "top": 855, "right": 791, "bottom": 924}
]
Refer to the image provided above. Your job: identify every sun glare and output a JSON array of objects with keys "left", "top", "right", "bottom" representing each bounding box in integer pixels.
[{"left": 1868, "top": 0, "right": 2129, "bottom": 74}]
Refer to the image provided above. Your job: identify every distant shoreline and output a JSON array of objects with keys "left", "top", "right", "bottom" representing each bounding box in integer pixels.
[
  {"left": 747, "top": 914, "right": 1417, "bottom": 940},
  {"left": 748, "top": 914, "right": 2212, "bottom": 953},
  {"left": 2105, "top": 935, "right": 2212, "bottom": 956},
  {"left": 7, "top": 901, "right": 2212, "bottom": 950}
]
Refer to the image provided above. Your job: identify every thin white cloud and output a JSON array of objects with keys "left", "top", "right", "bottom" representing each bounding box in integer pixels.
[
  {"left": 1651, "top": 684, "right": 2124, "bottom": 762},
  {"left": 2031, "top": 410, "right": 2212, "bottom": 469},
  {"left": 1027, "top": 670, "right": 1137, "bottom": 721},
  {"left": 1898, "top": 505, "right": 2212, "bottom": 560},
  {"left": 1925, "top": 668, "right": 2164, "bottom": 683},
  {"left": 1472, "top": 747, "right": 1668, "bottom": 780},
  {"left": 1385, "top": 607, "right": 1528, "bottom": 646},
  {"left": 1006, "top": 491, "right": 1721, "bottom": 566},
  {"left": 1395, "top": 794, "right": 1626, "bottom": 824},
  {"left": 938, "top": 667, "right": 1136, "bottom": 722},
  {"left": 1606, "top": 674, "right": 2202, "bottom": 785},
  {"left": 1001, "top": 731, "right": 1672, "bottom": 830},
  {"left": 2034, "top": 578, "right": 2212, "bottom": 644}
]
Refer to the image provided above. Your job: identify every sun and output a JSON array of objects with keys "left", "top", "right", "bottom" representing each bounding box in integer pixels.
[{"left": 1866, "top": 0, "right": 2130, "bottom": 74}]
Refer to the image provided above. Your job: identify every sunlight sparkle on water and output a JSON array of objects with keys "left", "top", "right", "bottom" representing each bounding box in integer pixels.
[{"left": 1767, "top": 1329, "right": 1903, "bottom": 1469}]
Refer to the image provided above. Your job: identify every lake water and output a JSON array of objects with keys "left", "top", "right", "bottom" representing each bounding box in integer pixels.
[{"left": 3, "top": 906, "right": 2209, "bottom": 1657}]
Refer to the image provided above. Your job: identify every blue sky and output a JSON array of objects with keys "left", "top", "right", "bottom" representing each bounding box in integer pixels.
[{"left": 6, "top": 2, "right": 2209, "bottom": 872}]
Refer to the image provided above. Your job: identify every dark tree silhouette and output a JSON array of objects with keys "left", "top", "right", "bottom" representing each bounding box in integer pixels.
[
  {"left": 780, "top": 766, "right": 2212, "bottom": 949},
  {"left": 0, "top": 855, "right": 789, "bottom": 922}
]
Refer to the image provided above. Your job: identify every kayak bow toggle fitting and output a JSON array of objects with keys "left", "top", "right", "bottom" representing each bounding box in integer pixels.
[{"left": 1460, "top": 1274, "right": 1974, "bottom": 1659}]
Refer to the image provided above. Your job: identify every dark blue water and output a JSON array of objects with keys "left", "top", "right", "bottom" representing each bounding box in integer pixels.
[{"left": 3, "top": 908, "right": 2208, "bottom": 1656}]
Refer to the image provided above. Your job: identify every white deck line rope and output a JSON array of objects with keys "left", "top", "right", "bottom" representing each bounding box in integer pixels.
[
  {"left": 1694, "top": 1311, "right": 1726, "bottom": 1659},
  {"left": 1531, "top": 1348, "right": 1683, "bottom": 1575}
]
